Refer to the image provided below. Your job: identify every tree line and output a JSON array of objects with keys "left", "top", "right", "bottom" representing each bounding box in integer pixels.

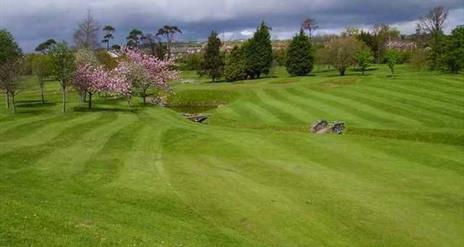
[
  {"left": 194, "top": 5, "right": 463, "bottom": 82},
  {"left": 1, "top": 6, "right": 463, "bottom": 113}
]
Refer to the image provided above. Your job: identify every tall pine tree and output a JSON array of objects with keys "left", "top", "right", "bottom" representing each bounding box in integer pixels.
[
  {"left": 244, "top": 22, "right": 273, "bottom": 79},
  {"left": 200, "top": 31, "right": 224, "bottom": 82},
  {"left": 224, "top": 46, "right": 247, "bottom": 82},
  {"left": 286, "top": 29, "right": 314, "bottom": 76}
]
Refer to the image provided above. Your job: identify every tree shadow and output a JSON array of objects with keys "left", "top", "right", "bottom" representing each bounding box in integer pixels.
[
  {"left": 73, "top": 106, "right": 140, "bottom": 113},
  {"left": 17, "top": 102, "right": 56, "bottom": 108}
]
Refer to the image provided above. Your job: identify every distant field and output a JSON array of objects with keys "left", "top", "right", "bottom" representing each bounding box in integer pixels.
[{"left": 1, "top": 65, "right": 463, "bottom": 246}]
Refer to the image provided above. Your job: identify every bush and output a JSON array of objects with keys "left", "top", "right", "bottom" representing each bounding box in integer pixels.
[{"left": 176, "top": 53, "right": 202, "bottom": 71}]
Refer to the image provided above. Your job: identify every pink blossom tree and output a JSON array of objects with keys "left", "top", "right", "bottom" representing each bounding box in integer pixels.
[
  {"left": 73, "top": 49, "right": 177, "bottom": 109},
  {"left": 118, "top": 49, "right": 178, "bottom": 104},
  {"left": 73, "top": 64, "right": 130, "bottom": 109}
]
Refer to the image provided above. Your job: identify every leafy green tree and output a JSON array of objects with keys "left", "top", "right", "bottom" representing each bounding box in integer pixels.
[
  {"left": 35, "top": 39, "right": 57, "bottom": 54},
  {"left": 442, "top": 25, "right": 464, "bottom": 73},
  {"left": 372, "top": 24, "right": 400, "bottom": 64},
  {"left": 156, "top": 25, "right": 182, "bottom": 59},
  {"left": 326, "top": 37, "right": 363, "bottom": 76},
  {"left": 0, "top": 29, "right": 22, "bottom": 110},
  {"left": 385, "top": 50, "right": 400, "bottom": 76},
  {"left": 75, "top": 48, "right": 98, "bottom": 66},
  {"left": 0, "top": 58, "right": 23, "bottom": 113},
  {"left": 285, "top": 29, "right": 314, "bottom": 76},
  {"left": 0, "top": 29, "right": 22, "bottom": 64},
  {"left": 224, "top": 46, "right": 247, "bottom": 82},
  {"left": 127, "top": 29, "right": 144, "bottom": 48},
  {"left": 32, "top": 55, "right": 54, "bottom": 104},
  {"left": 143, "top": 34, "right": 166, "bottom": 59},
  {"left": 243, "top": 22, "right": 273, "bottom": 79},
  {"left": 355, "top": 46, "right": 374, "bottom": 75},
  {"left": 50, "top": 42, "right": 76, "bottom": 112},
  {"left": 102, "top": 25, "right": 115, "bottom": 50},
  {"left": 200, "top": 31, "right": 224, "bottom": 82},
  {"left": 418, "top": 6, "right": 448, "bottom": 70}
]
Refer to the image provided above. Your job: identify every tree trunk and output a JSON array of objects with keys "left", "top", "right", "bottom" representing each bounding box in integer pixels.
[
  {"left": 10, "top": 92, "right": 16, "bottom": 113},
  {"left": 40, "top": 81, "right": 45, "bottom": 104},
  {"left": 62, "top": 85, "right": 67, "bottom": 113},
  {"left": 167, "top": 40, "right": 171, "bottom": 59},
  {"left": 128, "top": 95, "right": 132, "bottom": 106},
  {"left": 143, "top": 95, "right": 146, "bottom": 104},
  {"left": 5, "top": 91, "right": 10, "bottom": 110},
  {"left": 340, "top": 69, "right": 346, "bottom": 76},
  {"left": 88, "top": 92, "right": 92, "bottom": 109}
]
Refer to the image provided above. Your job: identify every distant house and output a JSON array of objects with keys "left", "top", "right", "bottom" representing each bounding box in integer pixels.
[
  {"left": 386, "top": 40, "right": 416, "bottom": 51},
  {"left": 171, "top": 42, "right": 203, "bottom": 58}
]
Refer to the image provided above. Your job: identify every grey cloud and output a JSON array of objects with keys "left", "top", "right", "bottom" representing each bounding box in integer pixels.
[{"left": 1, "top": 0, "right": 463, "bottom": 51}]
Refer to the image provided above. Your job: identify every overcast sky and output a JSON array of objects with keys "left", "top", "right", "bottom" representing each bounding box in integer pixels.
[{"left": 1, "top": 0, "right": 463, "bottom": 52}]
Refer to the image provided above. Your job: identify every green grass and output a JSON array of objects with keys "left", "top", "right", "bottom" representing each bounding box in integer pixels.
[{"left": 0, "top": 66, "right": 463, "bottom": 246}]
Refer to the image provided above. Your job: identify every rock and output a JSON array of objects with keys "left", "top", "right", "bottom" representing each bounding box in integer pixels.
[
  {"left": 311, "top": 120, "right": 329, "bottom": 133},
  {"left": 310, "top": 120, "right": 345, "bottom": 134},
  {"left": 331, "top": 122, "right": 345, "bottom": 134}
]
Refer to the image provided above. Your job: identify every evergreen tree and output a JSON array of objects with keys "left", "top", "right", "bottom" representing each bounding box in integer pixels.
[
  {"left": 224, "top": 46, "right": 247, "bottom": 82},
  {"left": 0, "top": 29, "right": 22, "bottom": 64},
  {"left": 442, "top": 25, "right": 464, "bottom": 73},
  {"left": 200, "top": 31, "right": 224, "bottom": 82},
  {"left": 285, "top": 29, "right": 314, "bottom": 76},
  {"left": 244, "top": 22, "right": 273, "bottom": 79}
]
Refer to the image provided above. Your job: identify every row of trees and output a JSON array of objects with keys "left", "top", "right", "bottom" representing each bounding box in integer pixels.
[
  {"left": 195, "top": 5, "right": 463, "bottom": 82},
  {"left": 69, "top": 11, "right": 182, "bottom": 61},
  {"left": 202, "top": 22, "right": 275, "bottom": 81},
  {"left": 1, "top": 28, "right": 179, "bottom": 113},
  {"left": 200, "top": 22, "right": 274, "bottom": 82}
]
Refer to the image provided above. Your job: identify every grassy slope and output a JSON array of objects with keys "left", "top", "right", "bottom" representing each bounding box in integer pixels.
[{"left": 0, "top": 66, "right": 463, "bottom": 246}]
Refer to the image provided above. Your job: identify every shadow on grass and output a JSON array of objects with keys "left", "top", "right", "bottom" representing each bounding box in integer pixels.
[
  {"left": 73, "top": 106, "right": 140, "bottom": 113},
  {"left": 17, "top": 102, "right": 57, "bottom": 108}
]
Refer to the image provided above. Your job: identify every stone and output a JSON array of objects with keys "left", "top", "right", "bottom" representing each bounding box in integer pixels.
[
  {"left": 310, "top": 120, "right": 345, "bottom": 134},
  {"left": 311, "top": 120, "right": 329, "bottom": 133}
]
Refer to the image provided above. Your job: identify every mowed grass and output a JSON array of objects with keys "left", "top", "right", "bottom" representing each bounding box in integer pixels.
[{"left": 0, "top": 66, "right": 463, "bottom": 246}]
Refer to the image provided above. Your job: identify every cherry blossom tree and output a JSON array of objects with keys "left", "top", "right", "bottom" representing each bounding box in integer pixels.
[
  {"left": 117, "top": 49, "right": 178, "bottom": 104},
  {"left": 73, "top": 49, "right": 178, "bottom": 109},
  {"left": 73, "top": 64, "right": 130, "bottom": 109}
]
